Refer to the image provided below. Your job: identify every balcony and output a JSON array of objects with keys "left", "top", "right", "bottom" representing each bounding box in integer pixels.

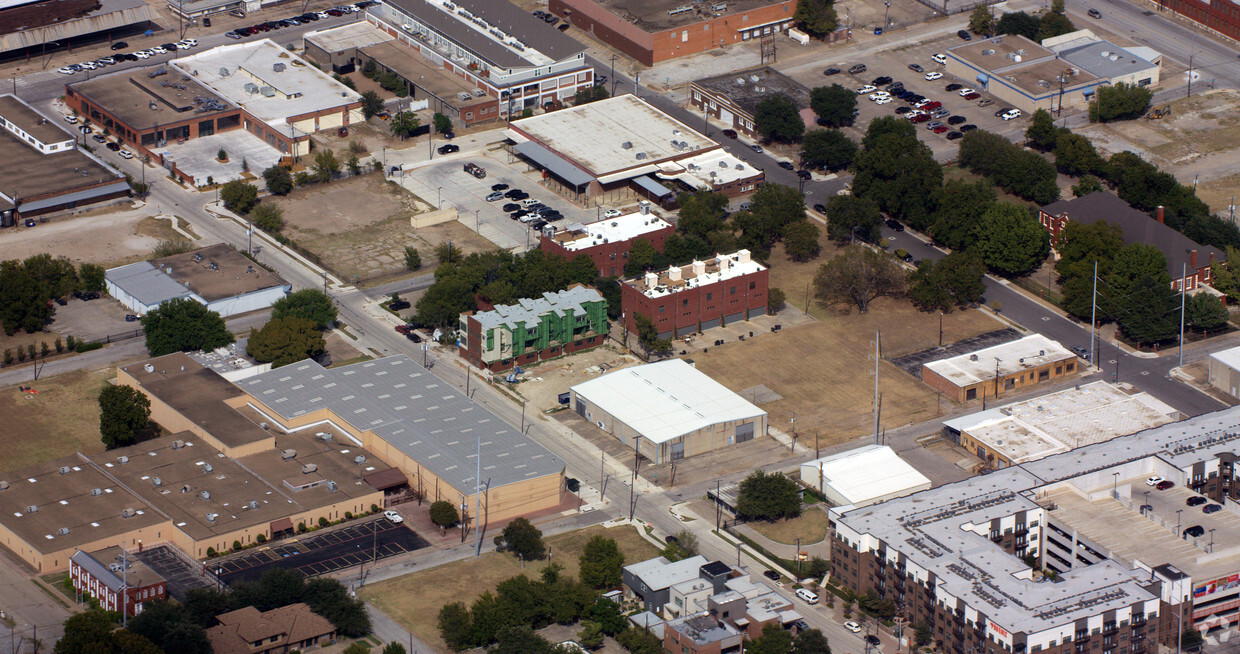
[{"left": 1103, "top": 623, "right": 1118, "bottom": 635}]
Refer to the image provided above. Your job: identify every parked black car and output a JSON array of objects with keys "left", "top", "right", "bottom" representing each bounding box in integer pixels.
[
  {"left": 957, "top": 29, "right": 972, "bottom": 40},
  {"left": 823, "top": 67, "right": 841, "bottom": 76},
  {"left": 388, "top": 299, "right": 411, "bottom": 311},
  {"left": 504, "top": 188, "right": 525, "bottom": 199},
  {"left": 948, "top": 115, "right": 967, "bottom": 125},
  {"left": 111, "top": 41, "right": 128, "bottom": 50},
  {"left": 960, "top": 124, "right": 978, "bottom": 132},
  {"left": 437, "top": 144, "right": 459, "bottom": 154},
  {"left": 885, "top": 219, "right": 905, "bottom": 232},
  {"left": 945, "top": 83, "right": 963, "bottom": 92},
  {"left": 778, "top": 161, "right": 795, "bottom": 171},
  {"left": 871, "top": 75, "right": 893, "bottom": 86}
]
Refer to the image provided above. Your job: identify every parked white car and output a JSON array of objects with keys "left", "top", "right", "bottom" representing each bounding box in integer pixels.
[
  {"left": 603, "top": 208, "right": 622, "bottom": 218},
  {"left": 118, "top": 150, "right": 134, "bottom": 159},
  {"left": 856, "top": 85, "right": 877, "bottom": 94},
  {"left": 875, "top": 96, "right": 892, "bottom": 105},
  {"left": 845, "top": 621, "right": 863, "bottom": 633},
  {"left": 1001, "top": 108, "right": 1022, "bottom": 120},
  {"left": 383, "top": 510, "right": 404, "bottom": 524},
  {"left": 932, "top": 53, "right": 947, "bottom": 65},
  {"left": 957, "top": 88, "right": 976, "bottom": 97},
  {"left": 57, "top": 67, "right": 75, "bottom": 75},
  {"left": 868, "top": 92, "right": 889, "bottom": 102},
  {"left": 924, "top": 72, "right": 943, "bottom": 81}
]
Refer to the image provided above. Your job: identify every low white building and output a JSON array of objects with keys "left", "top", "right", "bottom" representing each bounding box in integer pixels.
[
  {"left": 799, "top": 445, "right": 931, "bottom": 508},
  {"left": 106, "top": 243, "right": 290, "bottom": 317},
  {"left": 1208, "top": 346, "right": 1240, "bottom": 399}
]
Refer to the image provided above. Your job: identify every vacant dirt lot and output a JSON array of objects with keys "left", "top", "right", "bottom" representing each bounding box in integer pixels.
[
  {"left": 0, "top": 366, "right": 113, "bottom": 473},
  {"left": 272, "top": 174, "right": 498, "bottom": 284},
  {"left": 359, "top": 523, "right": 661, "bottom": 652},
  {"left": 695, "top": 240, "right": 1002, "bottom": 443},
  {"left": 0, "top": 209, "right": 182, "bottom": 269}
]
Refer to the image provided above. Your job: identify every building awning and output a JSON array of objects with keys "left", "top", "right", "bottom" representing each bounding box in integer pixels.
[
  {"left": 513, "top": 140, "right": 594, "bottom": 187},
  {"left": 632, "top": 175, "right": 674, "bottom": 198},
  {"left": 976, "top": 73, "right": 990, "bottom": 84},
  {"left": 1082, "top": 88, "right": 1095, "bottom": 96},
  {"left": 363, "top": 467, "right": 408, "bottom": 490},
  {"left": 19, "top": 180, "right": 130, "bottom": 213},
  {"left": 270, "top": 517, "right": 294, "bottom": 532}
]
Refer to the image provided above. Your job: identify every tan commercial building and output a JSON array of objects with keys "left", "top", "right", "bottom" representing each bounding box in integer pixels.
[
  {"left": 921, "top": 334, "right": 1080, "bottom": 404},
  {"left": 570, "top": 358, "right": 766, "bottom": 463}
]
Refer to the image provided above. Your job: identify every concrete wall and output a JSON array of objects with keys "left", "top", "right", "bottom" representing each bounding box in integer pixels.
[
  {"left": 410, "top": 207, "right": 457, "bottom": 229},
  {"left": 1209, "top": 357, "right": 1240, "bottom": 399}
]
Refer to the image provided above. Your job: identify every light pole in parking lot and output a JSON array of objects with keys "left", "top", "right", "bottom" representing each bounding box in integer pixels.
[
  {"left": 437, "top": 186, "right": 443, "bottom": 208},
  {"left": 1176, "top": 509, "right": 1183, "bottom": 535},
  {"left": 474, "top": 208, "right": 479, "bottom": 232}
]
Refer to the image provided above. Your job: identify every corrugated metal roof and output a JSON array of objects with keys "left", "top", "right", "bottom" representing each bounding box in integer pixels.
[
  {"left": 513, "top": 139, "right": 594, "bottom": 187},
  {"left": 0, "top": 0, "right": 158, "bottom": 53},
  {"left": 19, "top": 180, "right": 130, "bottom": 212},
  {"left": 105, "top": 261, "right": 196, "bottom": 308}
]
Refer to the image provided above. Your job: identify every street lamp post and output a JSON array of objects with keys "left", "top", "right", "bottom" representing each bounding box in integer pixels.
[
  {"left": 884, "top": 1, "right": 891, "bottom": 26},
  {"left": 1176, "top": 509, "right": 1183, "bottom": 535},
  {"left": 437, "top": 186, "right": 443, "bottom": 208}
]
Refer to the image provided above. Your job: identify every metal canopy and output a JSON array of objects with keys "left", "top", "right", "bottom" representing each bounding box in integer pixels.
[{"left": 513, "top": 140, "right": 594, "bottom": 187}]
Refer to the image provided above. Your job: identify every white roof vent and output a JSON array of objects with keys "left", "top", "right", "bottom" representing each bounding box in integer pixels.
[
  {"left": 750, "top": 74, "right": 760, "bottom": 82},
  {"left": 59, "top": 466, "right": 71, "bottom": 475},
  {"left": 203, "top": 463, "right": 213, "bottom": 473},
  {"left": 144, "top": 364, "right": 155, "bottom": 373},
  {"left": 118, "top": 456, "right": 129, "bottom": 464},
  {"left": 206, "top": 513, "right": 218, "bottom": 522},
  {"left": 1100, "top": 50, "right": 1110, "bottom": 57},
  {"left": 91, "top": 488, "right": 102, "bottom": 496},
  {"left": 248, "top": 500, "right": 259, "bottom": 509},
  {"left": 353, "top": 455, "right": 367, "bottom": 464},
  {"left": 735, "top": 77, "right": 746, "bottom": 84},
  {"left": 282, "top": 449, "right": 297, "bottom": 460},
  {"left": 122, "top": 508, "right": 136, "bottom": 518},
  {"left": 200, "top": 490, "right": 211, "bottom": 500},
  {"left": 25, "top": 505, "right": 38, "bottom": 513},
  {"left": 326, "top": 480, "right": 338, "bottom": 492},
  {"left": 172, "top": 440, "right": 184, "bottom": 450},
  {"left": 0, "top": 481, "right": 9, "bottom": 491},
  {"left": 152, "top": 477, "right": 163, "bottom": 487},
  {"left": 57, "top": 527, "right": 70, "bottom": 536},
  {"left": 302, "top": 463, "right": 318, "bottom": 474}
]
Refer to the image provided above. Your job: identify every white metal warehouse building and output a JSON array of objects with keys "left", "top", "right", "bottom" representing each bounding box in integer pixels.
[
  {"left": 569, "top": 359, "right": 767, "bottom": 464},
  {"left": 799, "top": 445, "right": 931, "bottom": 508},
  {"left": 105, "top": 244, "right": 290, "bottom": 317}
]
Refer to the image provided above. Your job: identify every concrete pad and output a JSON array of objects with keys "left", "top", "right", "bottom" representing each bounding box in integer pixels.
[{"left": 158, "top": 130, "right": 282, "bottom": 187}]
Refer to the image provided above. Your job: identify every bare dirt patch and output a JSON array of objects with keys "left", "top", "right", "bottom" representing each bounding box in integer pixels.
[
  {"left": 511, "top": 345, "right": 639, "bottom": 412},
  {"left": 270, "top": 174, "right": 498, "bottom": 284},
  {"left": 0, "top": 207, "right": 177, "bottom": 269},
  {"left": 0, "top": 367, "right": 113, "bottom": 474},
  {"left": 358, "top": 523, "right": 661, "bottom": 652}
]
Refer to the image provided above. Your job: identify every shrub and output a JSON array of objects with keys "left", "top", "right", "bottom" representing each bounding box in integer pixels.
[
  {"left": 55, "top": 337, "right": 63, "bottom": 353},
  {"left": 344, "top": 511, "right": 353, "bottom": 520},
  {"left": 318, "top": 516, "right": 329, "bottom": 527},
  {"left": 232, "top": 540, "right": 242, "bottom": 552},
  {"left": 256, "top": 533, "right": 266, "bottom": 543},
  {"left": 66, "top": 335, "right": 76, "bottom": 350},
  {"left": 75, "top": 342, "right": 103, "bottom": 353},
  {"left": 26, "top": 344, "right": 35, "bottom": 360},
  {"left": 429, "top": 500, "right": 460, "bottom": 527},
  {"left": 298, "top": 522, "right": 308, "bottom": 533},
  {"left": 40, "top": 341, "right": 49, "bottom": 357},
  {"left": 370, "top": 504, "right": 380, "bottom": 514},
  {"left": 3, "top": 349, "right": 10, "bottom": 365},
  {"left": 207, "top": 547, "right": 218, "bottom": 557}
]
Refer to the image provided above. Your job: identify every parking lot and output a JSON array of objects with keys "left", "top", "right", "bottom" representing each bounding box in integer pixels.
[
  {"left": 789, "top": 33, "right": 1032, "bottom": 162},
  {"left": 214, "top": 517, "right": 428, "bottom": 584},
  {"left": 394, "top": 153, "right": 608, "bottom": 251},
  {"left": 52, "top": 295, "right": 143, "bottom": 343}
]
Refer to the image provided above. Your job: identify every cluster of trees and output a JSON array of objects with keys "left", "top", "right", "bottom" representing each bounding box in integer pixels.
[
  {"left": 814, "top": 243, "right": 988, "bottom": 314},
  {"left": 98, "top": 384, "right": 152, "bottom": 449},
  {"left": 968, "top": 0, "right": 1075, "bottom": 41},
  {"left": 1090, "top": 82, "right": 1154, "bottom": 122},
  {"left": 958, "top": 130, "right": 1060, "bottom": 205},
  {"left": 754, "top": 95, "right": 805, "bottom": 143},
  {"left": 737, "top": 470, "right": 803, "bottom": 521},
  {"left": 56, "top": 570, "right": 369, "bottom": 654},
  {"left": 246, "top": 289, "right": 338, "bottom": 368},
  {"left": 746, "top": 623, "right": 832, "bottom": 654},
  {"left": 908, "top": 251, "right": 988, "bottom": 313},
  {"left": 0, "top": 254, "right": 104, "bottom": 335},
  {"left": 1056, "top": 222, "right": 1228, "bottom": 345},
  {"left": 574, "top": 84, "right": 611, "bottom": 105},
  {"left": 493, "top": 517, "right": 547, "bottom": 560},
  {"left": 793, "top": 0, "right": 839, "bottom": 38},
  {"left": 851, "top": 117, "right": 943, "bottom": 231},
  {"left": 361, "top": 60, "right": 408, "bottom": 97},
  {"left": 142, "top": 297, "right": 234, "bottom": 356}
]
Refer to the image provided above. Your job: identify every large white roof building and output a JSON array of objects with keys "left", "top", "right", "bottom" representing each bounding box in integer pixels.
[{"left": 799, "top": 445, "right": 932, "bottom": 508}]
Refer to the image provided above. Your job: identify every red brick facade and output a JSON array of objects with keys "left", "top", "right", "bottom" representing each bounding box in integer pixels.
[
  {"left": 70, "top": 556, "right": 165, "bottom": 615},
  {"left": 549, "top": 0, "right": 795, "bottom": 65},
  {"left": 1149, "top": 0, "right": 1240, "bottom": 42},
  {"left": 539, "top": 223, "right": 675, "bottom": 278},
  {"left": 621, "top": 266, "right": 768, "bottom": 339}
]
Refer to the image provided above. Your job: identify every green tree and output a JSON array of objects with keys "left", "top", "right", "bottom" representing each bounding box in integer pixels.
[
  {"left": 623, "top": 237, "right": 661, "bottom": 277},
  {"left": 360, "top": 90, "right": 385, "bottom": 118},
  {"left": 737, "top": 470, "right": 802, "bottom": 521},
  {"left": 968, "top": 4, "right": 994, "bottom": 33},
  {"left": 633, "top": 312, "right": 672, "bottom": 354},
  {"left": 800, "top": 129, "right": 857, "bottom": 171},
  {"left": 127, "top": 599, "right": 211, "bottom": 654},
  {"left": 272, "top": 289, "right": 338, "bottom": 328},
  {"left": 381, "top": 643, "right": 407, "bottom": 654},
  {"left": 1210, "top": 247, "right": 1240, "bottom": 298},
  {"left": 825, "top": 194, "right": 882, "bottom": 243},
  {"left": 1038, "top": 10, "right": 1075, "bottom": 40},
  {"left": 747, "top": 623, "right": 795, "bottom": 654},
  {"left": 735, "top": 183, "right": 807, "bottom": 257},
  {"left": 433, "top": 113, "right": 453, "bottom": 134},
  {"left": 404, "top": 246, "right": 422, "bottom": 271},
  {"left": 573, "top": 84, "right": 610, "bottom": 105},
  {"left": 250, "top": 202, "right": 285, "bottom": 234},
  {"left": 56, "top": 610, "right": 163, "bottom": 654},
  {"left": 79, "top": 262, "right": 106, "bottom": 292},
  {"left": 996, "top": 11, "right": 1040, "bottom": 39},
  {"left": 754, "top": 94, "right": 805, "bottom": 143},
  {"left": 813, "top": 245, "right": 907, "bottom": 313},
  {"left": 908, "top": 251, "right": 986, "bottom": 312},
  {"left": 0, "top": 261, "right": 52, "bottom": 335},
  {"left": 220, "top": 180, "right": 259, "bottom": 213},
  {"left": 958, "top": 130, "right": 1059, "bottom": 204},
  {"left": 661, "top": 530, "right": 700, "bottom": 562},
  {"left": 24, "top": 253, "right": 79, "bottom": 299},
  {"left": 141, "top": 297, "right": 234, "bottom": 356},
  {"left": 793, "top": 0, "right": 838, "bottom": 37},
  {"left": 498, "top": 517, "right": 545, "bottom": 560},
  {"left": 1024, "top": 109, "right": 1059, "bottom": 151},
  {"left": 809, "top": 84, "right": 856, "bottom": 128},
  {"left": 1187, "top": 292, "right": 1229, "bottom": 330},
  {"left": 616, "top": 627, "right": 662, "bottom": 654},
  {"left": 793, "top": 628, "right": 832, "bottom": 654},
  {"left": 852, "top": 117, "right": 943, "bottom": 230},
  {"left": 1072, "top": 175, "right": 1104, "bottom": 197},
  {"left": 1054, "top": 132, "right": 1108, "bottom": 177},
  {"left": 98, "top": 384, "right": 151, "bottom": 449},
  {"left": 579, "top": 535, "right": 624, "bottom": 589},
  {"left": 1092, "top": 82, "right": 1154, "bottom": 122},
  {"left": 1118, "top": 273, "right": 1180, "bottom": 344},
  {"left": 676, "top": 190, "right": 729, "bottom": 239},
  {"left": 342, "top": 643, "right": 371, "bottom": 654},
  {"left": 579, "top": 621, "right": 605, "bottom": 649},
  {"left": 768, "top": 287, "right": 787, "bottom": 313},
  {"left": 390, "top": 111, "right": 420, "bottom": 139},
  {"left": 430, "top": 500, "right": 460, "bottom": 527},
  {"left": 313, "top": 149, "right": 341, "bottom": 182},
  {"left": 438, "top": 602, "right": 474, "bottom": 651},
  {"left": 783, "top": 221, "right": 822, "bottom": 262},
  {"left": 491, "top": 626, "right": 556, "bottom": 654},
  {"left": 971, "top": 203, "right": 1050, "bottom": 277},
  {"left": 246, "top": 316, "right": 326, "bottom": 368},
  {"left": 263, "top": 165, "right": 294, "bottom": 196},
  {"left": 1056, "top": 220, "right": 1125, "bottom": 319},
  {"left": 928, "top": 179, "right": 997, "bottom": 251},
  {"left": 435, "top": 241, "right": 464, "bottom": 265}
]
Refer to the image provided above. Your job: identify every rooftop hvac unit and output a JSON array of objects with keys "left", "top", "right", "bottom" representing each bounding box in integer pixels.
[
  {"left": 200, "top": 490, "right": 211, "bottom": 500},
  {"left": 206, "top": 513, "right": 218, "bottom": 522},
  {"left": 109, "top": 563, "right": 122, "bottom": 572},
  {"left": 194, "top": 252, "right": 203, "bottom": 262},
  {"left": 0, "top": 481, "right": 8, "bottom": 491},
  {"left": 273, "top": 62, "right": 286, "bottom": 72},
  {"left": 59, "top": 466, "right": 71, "bottom": 475},
  {"left": 260, "top": 87, "right": 276, "bottom": 97},
  {"left": 969, "top": 354, "right": 979, "bottom": 361},
  {"left": 172, "top": 440, "right": 184, "bottom": 449},
  {"left": 712, "top": 3, "right": 726, "bottom": 10},
  {"left": 91, "top": 488, "right": 102, "bottom": 496},
  {"left": 58, "top": 527, "right": 69, "bottom": 536},
  {"left": 144, "top": 364, "right": 155, "bottom": 373},
  {"left": 244, "top": 82, "right": 259, "bottom": 94},
  {"left": 208, "top": 261, "right": 219, "bottom": 271},
  {"left": 318, "top": 432, "right": 333, "bottom": 442},
  {"left": 203, "top": 463, "right": 213, "bottom": 473},
  {"left": 118, "top": 456, "right": 129, "bottom": 464},
  {"left": 282, "top": 449, "right": 297, "bottom": 460},
  {"left": 473, "top": 88, "right": 486, "bottom": 97},
  {"left": 734, "top": 163, "right": 743, "bottom": 170},
  {"left": 219, "top": 67, "right": 230, "bottom": 77},
  {"left": 1100, "top": 51, "right": 1110, "bottom": 58},
  {"left": 636, "top": 152, "right": 647, "bottom": 159},
  {"left": 302, "top": 463, "right": 318, "bottom": 474},
  {"left": 326, "top": 480, "right": 338, "bottom": 492},
  {"left": 1038, "top": 80, "right": 1050, "bottom": 88},
  {"left": 458, "top": 92, "right": 473, "bottom": 101},
  {"left": 621, "top": 141, "right": 633, "bottom": 149},
  {"left": 735, "top": 77, "right": 746, "bottom": 85},
  {"left": 122, "top": 508, "right": 136, "bottom": 518},
  {"left": 353, "top": 455, "right": 367, "bottom": 464},
  {"left": 25, "top": 505, "right": 37, "bottom": 513},
  {"left": 153, "top": 477, "right": 163, "bottom": 487},
  {"left": 248, "top": 500, "right": 259, "bottom": 509},
  {"left": 982, "top": 49, "right": 995, "bottom": 56},
  {"left": 719, "top": 160, "right": 728, "bottom": 168},
  {"left": 750, "top": 74, "right": 760, "bottom": 82}
]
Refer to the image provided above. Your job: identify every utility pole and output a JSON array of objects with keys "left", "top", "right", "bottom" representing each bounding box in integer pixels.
[
  {"left": 474, "top": 432, "right": 483, "bottom": 557},
  {"left": 629, "top": 436, "right": 641, "bottom": 520},
  {"left": 1179, "top": 261, "right": 1187, "bottom": 368},
  {"left": 1089, "top": 261, "right": 1097, "bottom": 367}
]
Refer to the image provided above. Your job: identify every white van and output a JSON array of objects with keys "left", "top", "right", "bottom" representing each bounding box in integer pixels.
[
  {"left": 520, "top": 198, "right": 541, "bottom": 208},
  {"left": 795, "top": 588, "right": 819, "bottom": 604}
]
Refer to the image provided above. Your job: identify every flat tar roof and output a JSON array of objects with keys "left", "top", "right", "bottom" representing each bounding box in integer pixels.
[
  {"left": 588, "top": 0, "right": 790, "bottom": 31},
  {"left": 509, "top": 94, "right": 718, "bottom": 177},
  {"left": 238, "top": 356, "right": 564, "bottom": 494},
  {"left": 171, "top": 40, "right": 361, "bottom": 138},
  {"left": 0, "top": 94, "right": 77, "bottom": 145},
  {"left": 359, "top": 41, "right": 494, "bottom": 108},
  {"left": 943, "top": 381, "right": 1179, "bottom": 464},
  {"left": 304, "top": 20, "right": 393, "bottom": 52},
  {"left": 0, "top": 130, "right": 124, "bottom": 201},
  {"left": 693, "top": 66, "right": 812, "bottom": 116},
  {"left": 801, "top": 445, "right": 931, "bottom": 506},
  {"left": 947, "top": 34, "right": 1102, "bottom": 96},
  {"left": 69, "top": 67, "right": 235, "bottom": 132},
  {"left": 152, "top": 243, "right": 289, "bottom": 302},
  {"left": 571, "top": 358, "right": 766, "bottom": 444},
  {"left": 923, "top": 334, "right": 1075, "bottom": 386}
]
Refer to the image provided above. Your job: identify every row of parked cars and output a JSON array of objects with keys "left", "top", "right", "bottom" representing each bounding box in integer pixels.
[
  {"left": 487, "top": 183, "right": 566, "bottom": 230},
  {"left": 225, "top": 1, "right": 377, "bottom": 38},
  {"left": 57, "top": 39, "right": 198, "bottom": 74}
]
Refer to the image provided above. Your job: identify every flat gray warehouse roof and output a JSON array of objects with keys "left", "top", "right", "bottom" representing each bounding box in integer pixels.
[{"left": 238, "top": 356, "right": 564, "bottom": 494}]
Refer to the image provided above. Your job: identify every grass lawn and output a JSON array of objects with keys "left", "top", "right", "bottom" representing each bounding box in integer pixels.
[
  {"left": 0, "top": 367, "right": 114, "bottom": 473},
  {"left": 358, "top": 523, "right": 661, "bottom": 652},
  {"left": 747, "top": 508, "right": 830, "bottom": 546}
]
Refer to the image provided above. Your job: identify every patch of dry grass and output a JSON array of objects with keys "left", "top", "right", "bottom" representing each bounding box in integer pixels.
[
  {"left": 359, "top": 523, "right": 661, "bottom": 652},
  {"left": 747, "top": 508, "right": 830, "bottom": 546},
  {"left": 0, "top": 367, "right": 113, "bottom": 473}
]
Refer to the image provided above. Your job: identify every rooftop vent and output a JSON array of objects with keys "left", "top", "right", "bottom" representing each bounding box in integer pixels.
[
  {"left": 25, "top": 505, "right": 37, "bottom": 513},
  {"left": 59, "top": 466, "right": 71, "bottom": 475},
  {"left": 621, "top": 141, "right": 633, "bottom": 149},
  {"left": 144, "top": 364, "right": 155, "bottom": 373},
  {"left": 248, "top": 500, "right": 259, "bottom": 509},
  {"left": 200, "top": 490, "right": 210, "bottom": 500},
  {"left": 969, "top": 354, "right": 979, "bottom": 361},
  {"left": 206, "top": 512, "right": 218, "bottom": 522},
  {"left": 317, "top": 432, "right": 332, "bottom": 442},
  {"left": 273, "top": 62, "right": 286, "bottom": 72},
  {"left": 982, "top": 49, "right": 996, "bottom": 56},
  {"left": 91, "top": 488, "right": 102, "bottom": 496},
  {"left": 172, "top": 440, "right": 185, "bottom": 450},
  {"left": 282, "top": 449, "right": 297, "bottom": 460},
  {"left": 302, "top": 463, "right": 318, "bottom": 474},
  {"left": 153, "top": 477, "right": 163, "bottom": 487},
  {"left": 636, "top": 152, "right": 647, "bottom": 160},
  {"left": 122, "top": 508, "right": 136, "bottom": 518},
  {"left": 353, "top": 455, "right": 366, "bottom": 465},
  {"left": 736, "top": 77, "right": 746, "bottom": 85},
  {"left": 118, "top": 456, "right": 129, "bottom": 464},
  {"left": 326, "top": 480, "right": 338, "bottom": 492},
  {"left": 57, "top": 527, "right": 69, "bottom": 536},
  {"left": 0, "top": 481, "right": 8, "bottom": 491},
  {"left": 203, "top": 463, "right": 213, "bottom": 473},
  {"left": 219, "top": 67, "right": 229, "bottom": 77},
  {"left": 750, "top": 74, "right": 760, "bottom": 82}
]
